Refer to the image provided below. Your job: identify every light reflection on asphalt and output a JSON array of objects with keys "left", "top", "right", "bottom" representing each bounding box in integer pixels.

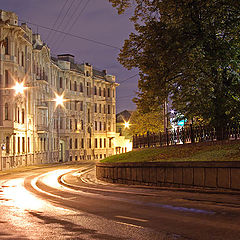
[
  {"left": 2, "top": 178, "right": 45, "bottom": 210},
  {"left": 0, "top": 169, "right": 171, "bottom": 240}
]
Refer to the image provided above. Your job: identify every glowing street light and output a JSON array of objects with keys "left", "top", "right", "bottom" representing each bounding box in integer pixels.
[
  {"left": 124, "top": 121, "right": 130, "bottom": 129},
  {"left": 12, "top": 82, "right": 27, "bottom": 95},
  {"left": 53, "top": 93, "right": 66, "bottom": 107}
]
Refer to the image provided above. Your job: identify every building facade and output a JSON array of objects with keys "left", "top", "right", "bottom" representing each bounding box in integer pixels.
[{"left": 0, "top": 10, "right": 120, "bottom": 170}]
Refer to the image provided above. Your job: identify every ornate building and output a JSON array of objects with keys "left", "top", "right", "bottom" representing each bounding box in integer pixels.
[{"left": 0, "top": 10, "right": 123, "bottom": 170}]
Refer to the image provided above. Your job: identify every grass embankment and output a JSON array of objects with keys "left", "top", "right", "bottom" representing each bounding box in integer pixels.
[{"left": 101, "top": 141, "right": 240, "bottom": 163}]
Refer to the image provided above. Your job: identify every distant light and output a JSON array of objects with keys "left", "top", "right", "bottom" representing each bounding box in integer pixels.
[
  {"left": 12, "top": 82, "right": 26, "bottom": 95},
  {"left": 170, "top": 110, "right": 175, "bottom": 114},
  {"left": 54, "top": 93, "right": 65, "bottom": 107},
  {"left": 124, "top": 121, "right": 130, "bottom": 129},
  {"left": 178, "top": 120, "right": 185, "bottom": 126}
]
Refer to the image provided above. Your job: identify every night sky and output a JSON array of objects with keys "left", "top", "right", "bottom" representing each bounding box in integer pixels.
[{"left": 1, "top": 0, "right": 138, "bottom": 113}]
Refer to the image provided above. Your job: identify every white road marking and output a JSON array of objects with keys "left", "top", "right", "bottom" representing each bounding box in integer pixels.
[
  {"left": 115, "top": 221, "right": 144, "bottom": 229},
  {"left": 115, "top": 215, "right": 148, "bottom": 223}
]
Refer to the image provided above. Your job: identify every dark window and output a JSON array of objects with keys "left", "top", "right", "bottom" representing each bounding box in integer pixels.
[
  {"left": 13, "top": 136, "right": 15, "bottom": 154},
  {"left": 74, "top": 81, "right": 77, "bottom": 91},
  {"left": 44, "top": 138, "right": 46, "bottom": 151},
  {"left": 104, "top": 138, "right": 106, "bottom": 148},
  {"left": 94, "top": 103, "right": 97, "bottom": 113},
  {"left": 109, "top": 139, "right": 112, "bottom": 148},
  {"left": 99, "top": 87, "right": 101, "bottom": 96},
  {"left": 22, "top": 51, "right": 24, "bottom": 67},
  {"left": 108, "top": 105, "right": 111, "bottom": 114},
  {"left": 18, "top": 137, "right": 20, "bottom": 153},
  {"left": 88, "top": 138, "right": 91, "bottom": 148},
  {"left": 95, "top": 138, "right": 98, "bottom": 148},
  {"left": 80, "top": 101, "right": 83, "bottom": 111},
  {"left": 40, "top": 138, "right": 43, "bottom": 151},
  {"left": 22, "top": 109, "right": 25, "bottom": 124},
  {"left": 70, "top": 119, "right": 72, "bottom": 130},
  {"left": 81, "top": 120, "right": 84, "bottom": 130},
  {"left": 87, "top": 109, "right": 90, "bottom": 123},
  {"left": 4, "top": 37, "right": 9, "bottom": 55},
  {"left": 86, "top": 71, "right": 89, "bottom": 77},
  {"left": 69, "top": 138, "right": 72, "bottom": 149},
  {"left": 99, "top": 104, "right": 101, "bottom": 113},
  {"left": 81, "top": 138, "right": 84, "bottom": 148},
  {"left": 75, "top": 138, "right": 78, "bottom": 149},
  {"left": 22, "top": 137, "right": 25, "bottom": 153},
  {"left": 6, "top": 136, "right": 9, "bottom": 154},
  {"left": 103, "top": 88, "right": 106, "bottom": 97},
  {"left": 60, "top": 77, "right": 63, "bottom": 88},
  {"left": 43, "top": 67, "right": 45, "bottom": 80},
  {"left": 100, "top": 138, "right": 102, "bottom": 148},
  {"left": 5, "top": 103, "right": 8, "bottom": 120},
  {"left": 80, "top": 82, "right": 83, "bottom": 92},
  {"left": 107, "top": 88, "right": 110, "bottom": 97},
  {"left": 28, "top": 137, "right": 30, "bottom": 153},
  {"left": 95, "top": 121, "right": 97, "bottom": 131},
  {"left": 75, "top": 101, "right": 77, "bottom": 111},
  {"left": 94, "top": 86, "right": 97, "bottom": 95},
  {"left": 99, "top": 122, "right": 102, "bottom": 131},
  {"left": 104, "top": 122, "right": 106, "bottom": 131},
  {"left": 75, "top": 119, "right": 77, "bottom": 130}
]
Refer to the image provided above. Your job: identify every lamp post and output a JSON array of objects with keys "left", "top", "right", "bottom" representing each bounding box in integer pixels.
[
  {"left": 13, "top": 81, "right": 28, "bottom": 165},
  {"left": 52, "top": 93, "right": 66, "bottom": 162}
]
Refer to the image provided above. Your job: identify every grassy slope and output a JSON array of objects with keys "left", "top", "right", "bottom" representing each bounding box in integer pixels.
[{"left": 101, "top": 141, "right": 240, "bottom": 163}]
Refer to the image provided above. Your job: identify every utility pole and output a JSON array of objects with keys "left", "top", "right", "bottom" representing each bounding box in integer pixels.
[{"left": 163, "top": 99, "right": 168, "bottom": 133}]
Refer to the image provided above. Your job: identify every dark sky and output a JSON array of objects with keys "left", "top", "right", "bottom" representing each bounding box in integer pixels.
[{"left": 1, "top": 0, "right": 138, "bottom": 113}]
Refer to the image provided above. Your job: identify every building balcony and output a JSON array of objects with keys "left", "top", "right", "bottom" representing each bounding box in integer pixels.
[
  {"left": 37, "top": 124, "right": 48, "bottom": 134},
  {"left": 36, "top": 100, "right": 48, "bottom": 109},
  {"left": 36, "top": 75, "right": 48, "bottom": 83}
]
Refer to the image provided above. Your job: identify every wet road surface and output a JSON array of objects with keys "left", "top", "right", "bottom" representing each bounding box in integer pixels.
[{"left": 0, "top": 162, "right": 240, "bottom": 239}]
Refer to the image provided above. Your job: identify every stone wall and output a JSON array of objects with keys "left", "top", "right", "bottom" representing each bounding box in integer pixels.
[{"left": 96, "top": 161, "right": 240, "bottom": 191}]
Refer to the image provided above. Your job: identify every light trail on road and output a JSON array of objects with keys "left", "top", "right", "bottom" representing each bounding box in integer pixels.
[{"left": 0, "top": 162, "right": 240, "bottom": 239}]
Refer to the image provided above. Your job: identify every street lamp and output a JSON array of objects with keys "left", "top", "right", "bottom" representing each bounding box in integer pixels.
[
  {"left": 53, "top": 93, "right": 66, "bottom": 108},
  {"left": 51, "top": 93, "right": 67, "bottom": 162},
  {"left": 124, "top": 121, "right": 130, "bottom": 129},
  {"left": 12, "top": 82, "right": 27, "bottom": 95}
]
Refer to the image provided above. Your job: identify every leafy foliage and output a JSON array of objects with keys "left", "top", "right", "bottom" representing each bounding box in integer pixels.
[
  {"left": 129, "top": 109, "right": 164, "bottom": 135},
  {"left": 109, "top": 0, "right": 240, "bottom": 134}
]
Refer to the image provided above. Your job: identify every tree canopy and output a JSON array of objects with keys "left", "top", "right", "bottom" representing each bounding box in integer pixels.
[
  {"left": 109, "top": 0, "right": 240, "bottom": 134},
  {"left": 129, "top": 109, "right": 164, "bottom": 135}
]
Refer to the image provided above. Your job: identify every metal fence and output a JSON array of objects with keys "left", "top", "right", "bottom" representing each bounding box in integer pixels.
[{"left": 133, "top": 125, "right": 240, "bottom": 149}]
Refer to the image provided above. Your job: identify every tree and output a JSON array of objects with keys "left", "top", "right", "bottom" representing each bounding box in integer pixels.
[
  {"left": 129, "top": 109, "right": 164, "bottom": 135},
  {"left": 109, "top": 0, "right": 240, "bottom": 139}
]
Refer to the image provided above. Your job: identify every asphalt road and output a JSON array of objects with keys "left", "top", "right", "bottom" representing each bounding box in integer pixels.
[{"left": 0, "top": 161, "right": 240, "bottom": 240}]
